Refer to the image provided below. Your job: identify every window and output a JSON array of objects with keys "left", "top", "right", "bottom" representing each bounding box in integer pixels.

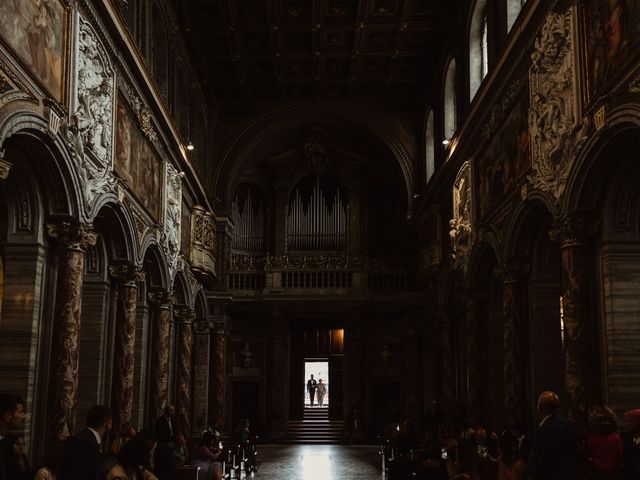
[
  {"left": 425, "top": 109, "right": 435, "bottom": 182},
  {"left": 443, "top": 59, "right": 457, "bottom": 142},
  {"left": 469, "top": 0, "right": 489, "bottom": 100},
  {"left": 507, "top": 0, "right": 527, "bottom": 32}
]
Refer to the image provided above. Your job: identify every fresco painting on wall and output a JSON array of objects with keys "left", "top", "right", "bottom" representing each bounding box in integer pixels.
[
  {"left": 479, "top": 91, "right": 530, "bottom": 217},
  {"left": 0, "top": 0, "right": 68, "bottom": 102},
  {"left": 115, "top": 94, "right": 163, "bottom": 221},
  {"left": 586, "top": 0, "right": 640, "bottom": 100}
]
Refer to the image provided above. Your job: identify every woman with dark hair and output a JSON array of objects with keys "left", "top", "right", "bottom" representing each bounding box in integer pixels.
[
  {"left": 106, "top": 438, "right": 157, "bottom": 480},
  {"left": 497, "top": 430, "right": 526, "bottom": 480},
  {"left": 190, "top": 431, "right": 222, "bottom": 480},
  {"left": 588, "top": 405, "right": 623, "bottom": 480},
  {"left": 170, "top": 429, "right": 188, "bottom": 466}
]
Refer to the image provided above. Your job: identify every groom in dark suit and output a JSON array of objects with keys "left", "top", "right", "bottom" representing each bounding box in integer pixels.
[
  {"left": 307, "top": 374, "right": 318, "bottom": 406},
  {"left": 59, "top": 405, "right": 112, "bottom": 480},
  {"left": 529, "top": 391, "right": 579, "bottom": 480}
]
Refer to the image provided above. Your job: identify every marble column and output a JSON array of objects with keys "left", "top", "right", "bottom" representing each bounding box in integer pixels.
[
  {"left": 404, "top": 317, "right": 421, "bottom": 424},
  {"left": 175, "top": 307, "right": 195, "bottom": 434},
  {"left": 191, "top": 318, "right": 212, "bottom": 437},
  {"left": 109, "top": 264, "right": 143, "bottom": 431},
  {"left": 465, "top": 296, "right": 482, "bottom": 424},
  {"left": 210, "top": 311, "right": 229, "bottom": 431},
  {"left": 438, "top": 309, "right": 456, "bottom": 421},
  {"left": 345, "top": 308, "right": 364, "bottom": 439},
  {"left": 270, "top": 306, "right": 289, "bottom": 439},
  {"left": 552, "top": 218, "right": 598, "bottom": 429},
  {"left": 502, "top": 269, "right": 525, "bottom": 428},
  {"left": 148, "top": 290, "right": 174, "bottom": 421},
  {"left": 45, "top": 222, "right": 97, "bottom": 453}
]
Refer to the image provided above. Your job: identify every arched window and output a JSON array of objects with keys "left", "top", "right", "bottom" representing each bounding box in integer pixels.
[
  {"left": 507, "top": 0, "right": 527, "bottom": 32},
  {"left": 469, "top": 0, "right": 489, "bottom": 100},
  {"left": 175, "top": 65, "right": 190, "bottom": 142},
  {"left": 425, "top": 109, "right": 435, "bottom": 183},
  {"left": 118, "top": 0, "right": 136, "bottom": 34},
  {"left": 443, "top": 58, "right": 457, "bottom": 142},
  {"left": 151, "top": 1, "right": 169, "bottom": 103}
]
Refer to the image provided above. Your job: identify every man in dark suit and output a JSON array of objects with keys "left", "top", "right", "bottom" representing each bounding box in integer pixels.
[
  {"left": 307, "top": 375, "right": 317, "bottom": 406},
  {"left": 59, "top": 405, "right": 112, "bottom": 480},
  {"left": 0, "top": 394, "right": 26, "bottom": 480},
  {"left": 529, "top": 391, "right": 579, "bottom": 480},
  {"left": 154, "top": 404, "right": 175, "bottom": 444}
]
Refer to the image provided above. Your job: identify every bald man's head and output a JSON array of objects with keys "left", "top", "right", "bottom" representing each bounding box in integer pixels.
[{"left": 537, "top": 391, "right": 560, "bottom": 416}]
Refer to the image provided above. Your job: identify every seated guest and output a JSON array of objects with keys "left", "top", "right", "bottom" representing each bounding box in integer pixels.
[
  {"left": 621, "top": 409, "right": 640, "bottom": 478},
  {"left": 201, "top": 420, "right": 220, "bottom": 439},
  {"left": 588, "top": 405, "right": 623, "bottom": 480},
  {"left": 106, "top": 439, "right": 157, "bottom": 480},
  {"left": 190, "top": 432, "right": 221, "bottom": 480},
  {"left": 529, "top": 391, "right": 579, "bottom": 480},
  {"left": 110, "top": 425, "right": 137, "bottom": 455},
  {"left": 136, "top": 429, "right": 174, "bottom": 480},
  {"left": 4, "top": 435, "right": 31, "bottom": 480},
  {"left": 59, "top": 405, "right": 112, "bottom": 480},
  {"left": 497, "top": 430, "right": 526, "bottom": 480},
  {"left": 0, "top": 394, "right": 26, "bottom": 480},
  {"left": 170, "top": 430, "right": 188, "bottom": 466},
  {"left": 449, "top": 440, "right": 480, "bottom": 480},
  {"left": 34, "top": 454, "right": 60, "bottom": 480}
]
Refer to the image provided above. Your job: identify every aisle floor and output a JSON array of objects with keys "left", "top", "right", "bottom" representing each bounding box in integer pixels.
[{"left": 254, "top": 444, "right": 381, "bottom": 479}]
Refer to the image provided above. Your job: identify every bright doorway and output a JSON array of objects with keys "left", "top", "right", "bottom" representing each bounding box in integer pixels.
[{"left": 304, "top": 360, "right": 329, "bottom": 407}]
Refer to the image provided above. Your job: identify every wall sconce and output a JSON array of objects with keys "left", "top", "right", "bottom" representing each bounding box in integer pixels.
[
  {"left": 186, "top": 141, "right": 195, "bottom": 151},
  {"left": 442, "top": 138, "right": 451, "bottom": 146}
]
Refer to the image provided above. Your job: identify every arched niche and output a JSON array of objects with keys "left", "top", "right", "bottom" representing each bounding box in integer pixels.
[
  {"left": 466, "top": 243, "right": 504, "bottom": 431},
  {"left": 76, "top": 202, "right": 138, "bottom": 430},
  {"left": 504, "top": 200, "right": 563, "bottom": 429}
]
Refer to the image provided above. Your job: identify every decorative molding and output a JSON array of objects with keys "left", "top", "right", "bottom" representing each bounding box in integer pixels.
[
  {"left": 629, "top": 72, "right": 640, "bottom": 93},
  {"left": 0, "top": 154, "right": 11, "bottom": 180},
  {"left": 593, "top": 105, "right": 606, "bottom": 131},
  {"left": 481, "top": 78, "right": 524, "bottom": 140},
  {"left": 449, "top": 161, "right": 472, "bottom": 270},
  {"left": 527, "top": 6, "right": 587, "bottom": 202}
]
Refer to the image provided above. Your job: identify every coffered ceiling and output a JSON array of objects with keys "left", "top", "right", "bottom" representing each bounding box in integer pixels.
[{"left": 175, "top": 0, "right": 444, "bottom": 112}]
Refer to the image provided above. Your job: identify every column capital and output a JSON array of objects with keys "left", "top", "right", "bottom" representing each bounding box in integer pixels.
[
  {"left": 208, "top": 314, "right": 230, "bottom": 335},
  {"left": 47, "top": 221, "right": 97, "bottom": 252},
  {"left": 109, "top": 263, "right": 145, "bottom": 286},
  {"left": 550, "top": 214, "right": 599, "bottom": 248},
  {"left": 0, "top": 152, "right": 12, "bottom": 180},
  {"left": 174, "top": 307, "right": 196, "bottom": 325},
  {"left": 148, "top": 289, "right": 175, "bottom": 309}
]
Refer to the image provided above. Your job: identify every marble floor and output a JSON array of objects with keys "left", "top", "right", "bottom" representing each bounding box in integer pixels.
[{"left": 254, "top": 444, "right": 382, "bottom": 479}]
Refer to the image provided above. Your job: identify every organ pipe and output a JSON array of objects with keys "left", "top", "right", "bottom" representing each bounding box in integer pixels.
[
  {"left": 287, "top": 177, "right": 347, "bottom": 251},
  {"left": 231, "top": 189, "right": 264, "bottom": 254}
]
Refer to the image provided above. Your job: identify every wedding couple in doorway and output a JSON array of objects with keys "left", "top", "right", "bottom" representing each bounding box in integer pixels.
[{"left": 306, "top": 374, "right": 327, "bottom": 407}]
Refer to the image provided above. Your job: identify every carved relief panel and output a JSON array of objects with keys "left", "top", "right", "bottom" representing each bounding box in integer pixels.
[
  {"left": 67, "top": 13, "right": 117, "bottom": 214},
  {"left": 450, "top": 161, "right": 472, "bottom": 268},
  {"left": 528, "top": 6, "right": 587, "bottom": 201},
  {"left": 190, "top": 206, "right": 217, "bottom": 278}
]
